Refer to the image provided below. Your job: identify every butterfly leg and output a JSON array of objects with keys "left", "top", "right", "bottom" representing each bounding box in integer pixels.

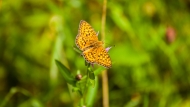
[
  {"left": 90, "top": 63, "right": 94, "bottom": 68},
  {"left": 96, "top": 31, "right": 99, "bottom": 36}
]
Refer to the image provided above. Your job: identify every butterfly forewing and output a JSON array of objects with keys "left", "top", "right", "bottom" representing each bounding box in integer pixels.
[{"left": 75, "top": 20, "right": 98, "bottom": 51}]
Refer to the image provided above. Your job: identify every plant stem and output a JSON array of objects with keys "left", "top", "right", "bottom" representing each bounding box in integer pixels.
[
  {"left": 0, "top": 0, "right": 2, "bottom": 11},
  {"left": 101, "top": 0, "right": 109, "bottom": 107},
  {"left": 48, "top": 15, "right": 74, "bottom": 106},
  {"left": 0, "top": 87, "right": 31, "bottom": 107}
]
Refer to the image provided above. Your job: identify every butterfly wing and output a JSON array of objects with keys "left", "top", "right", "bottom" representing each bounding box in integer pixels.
[
  {"left": 96, "top": 46, "right": 112, "bottom": 68},
  {"left": 82, "top": 47, "right": 98, "bottom": 64},
  {"left": 83, "top": 46, "right": 112, "bottom": 68},
  {"left": 75, "top": 20, "right": 99, "bottom": 51}
]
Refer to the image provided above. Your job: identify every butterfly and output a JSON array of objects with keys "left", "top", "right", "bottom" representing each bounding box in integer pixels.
[{"left": 75, "top": 20, "right": 112, "bottom": 68}]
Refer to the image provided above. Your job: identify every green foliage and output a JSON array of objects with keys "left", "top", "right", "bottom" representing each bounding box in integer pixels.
[
  {"left": 1, "top": 0, "right": 190, "bottom": 107},
  {"left": 55, "top": 60, "right": 76, "bottom": 86},
  {"left": 55, "top": 59, "right": 99, "bottom": 106}
]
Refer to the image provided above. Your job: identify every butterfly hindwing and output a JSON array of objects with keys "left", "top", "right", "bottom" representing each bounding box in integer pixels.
[
  {"left": 82, "top": 47, "right": 97, "bottom": 64},
  {"left": 83, "top": 46, "right": 111, "bottom": 68},
  {"left": 96, "top": 46, "right": 111, "bottom": 68}
]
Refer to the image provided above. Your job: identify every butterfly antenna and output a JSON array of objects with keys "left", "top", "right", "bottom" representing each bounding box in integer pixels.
[
  {"left": 73, "top": 46, "right": 82, "bottom": 54},
  {"left": 104, "top": 42, "right": 115, "bottom": 47}
]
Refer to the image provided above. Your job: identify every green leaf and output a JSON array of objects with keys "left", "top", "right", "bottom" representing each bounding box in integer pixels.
[
  {"left": 55, "top": 60, "right": 76, "bottom": 86},
  {"left": 88, "top": 68, "right": 95, "bottom": 80},
  {"left": 86, "top": 76, "right": 99, "bottom": 107},
  {"left": 94, "top": 67, "right": 106, "bottom": 75},
  {"left": 18, "top": 98, "right": 43, "bottom": 107},
  {"left": 89, "top": 72, "right": 95, "bottom": 80}
]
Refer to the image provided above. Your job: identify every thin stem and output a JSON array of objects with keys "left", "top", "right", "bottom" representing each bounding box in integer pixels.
[
  {"left": 84, "top": 65, "right": 90, "bottom": 95},
  {"left": 101, "top": 0, "right": 109, "bottom": 107},
  {"left": 0, "top": 0, "right": 2, "bottom": 12},
  {"left": 48, "top": 15, "right": 74, "bottom": 106},
  {"left": 79, "top": 64, "right": 90, "bottom": 106},
  {"left": 0, "top": 87, "right": 31, "bottom": 107},
  {"left": 101, "top": 0, "right": 107, "bottom": 42},
  {"left": 102, "top": 70, "right": 109, "bottom": 107},
  {"left": 80, "top": 97, "right": 84, "bottom": 107}
]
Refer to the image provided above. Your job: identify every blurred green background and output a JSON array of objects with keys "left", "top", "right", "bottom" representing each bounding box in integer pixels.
[{"left": 1, "top": 0, "right": 190, "bottom": 107}]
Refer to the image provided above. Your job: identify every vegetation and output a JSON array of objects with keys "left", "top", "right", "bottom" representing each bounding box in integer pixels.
[{"left": 0, "top": 0, "right": 190, "bottom": 107}]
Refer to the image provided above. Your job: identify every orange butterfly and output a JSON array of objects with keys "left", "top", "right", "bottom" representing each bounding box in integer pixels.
[{"left": 75, "top": 20, "right": 111, "bottom": 68}]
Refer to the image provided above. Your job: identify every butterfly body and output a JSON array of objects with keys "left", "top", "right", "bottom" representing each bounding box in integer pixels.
[{"left": 75, "top": 20, "right": 111, "bottom": 68}]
